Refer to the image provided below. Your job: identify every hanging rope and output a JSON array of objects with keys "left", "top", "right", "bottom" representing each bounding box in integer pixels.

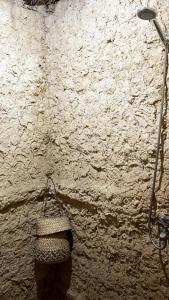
[{"left": 41, "top": 175, "right": 68, "bottom": 217}]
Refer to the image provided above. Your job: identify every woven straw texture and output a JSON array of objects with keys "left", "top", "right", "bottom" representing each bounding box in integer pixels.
[
  {"left": 24, "top": 0, "right": 57, "bottom": 6},
  {"left": 36, "top": 217, "right": 71, "bottom": 236},
  {"left": 35, "top": 248, "right": 69, "bottom": 264},
  {"left": 35, "top": 232, "right": 70, "bottom": 264},
  {"left": 35, "top": 217, "right": 71, "bottom": 264}
]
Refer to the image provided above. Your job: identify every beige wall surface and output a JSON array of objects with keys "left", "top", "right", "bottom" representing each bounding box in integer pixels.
[{"left": 1, "top": 0, "right": 169, "bottom": 299}]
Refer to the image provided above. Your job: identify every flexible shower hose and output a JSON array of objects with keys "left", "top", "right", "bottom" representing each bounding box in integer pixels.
[{"left": 148, "top": 44, "right": 168, "bottom": 250}]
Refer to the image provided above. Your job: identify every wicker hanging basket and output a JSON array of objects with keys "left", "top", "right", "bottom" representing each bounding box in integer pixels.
[
  {"left": 35, "top": 177, "right": 71, "bottom": 264},
  {"left": 24, "top": 0, "right": 57, "bottom": 6},
  {"left": 35, "top": 216, "right": 71, "bottom": 264}
]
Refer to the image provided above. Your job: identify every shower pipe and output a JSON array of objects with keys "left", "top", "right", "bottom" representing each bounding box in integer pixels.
[
  {"left": 148, "top": 42, "right": 168, "bottom": 250},
  {"left": 137, "top": 7, "right": 169, "bottom": 250}
]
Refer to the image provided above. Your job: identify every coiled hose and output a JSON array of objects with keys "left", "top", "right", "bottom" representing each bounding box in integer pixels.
[{"left": 148, "top": 44, "right": 168, "bottom": 250}]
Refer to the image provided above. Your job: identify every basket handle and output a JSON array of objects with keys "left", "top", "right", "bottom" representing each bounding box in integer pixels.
[{"left": 41, "top": 176, "right": 66, "bottom": 216}]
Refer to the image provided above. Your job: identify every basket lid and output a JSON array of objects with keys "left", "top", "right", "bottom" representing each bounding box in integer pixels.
[{"left": 36, "top": 216, "right": 71, "bottom": 236}]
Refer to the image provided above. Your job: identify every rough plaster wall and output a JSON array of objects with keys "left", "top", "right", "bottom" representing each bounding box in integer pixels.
[
  {"left": 0, "top": 1, "right": 49, "bottom": 299},
  {"left": 1, "top": 0, "right": 169, "bottom": 299},
  {"left": 45, "top": 0, "right": 169, "bottom": 299}
]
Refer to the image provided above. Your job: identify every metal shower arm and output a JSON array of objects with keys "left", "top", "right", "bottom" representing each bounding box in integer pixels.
[{"left": 152, "top": 19, "right": 167, "bottom": 46}]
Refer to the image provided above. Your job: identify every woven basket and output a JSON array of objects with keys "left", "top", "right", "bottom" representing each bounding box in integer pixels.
[
  {"left": 35, "top": 217, "right": 71, "bottom": 264},
  {"left": 24, "top": 0, "right": 57, "bottom": 5}
]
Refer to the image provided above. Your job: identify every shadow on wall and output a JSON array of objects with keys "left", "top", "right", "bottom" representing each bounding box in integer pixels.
[
  {"left": 35, "top": 257, "right": 72, "bottom": 300},
  {"left": 35, "top": 230, "right": 73, "bottom": 300}
]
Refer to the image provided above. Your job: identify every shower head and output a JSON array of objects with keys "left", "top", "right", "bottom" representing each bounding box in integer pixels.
[
  {"left": 137, "top": 7, "right": 167, "bottom": 46},
  {"left": 137, "top": 7, "right": 157, "bottom": 20}
]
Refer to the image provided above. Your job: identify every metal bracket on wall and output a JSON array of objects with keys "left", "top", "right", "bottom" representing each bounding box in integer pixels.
[{"left": 158, "top": 215, "right": 169, "bottom": 240}]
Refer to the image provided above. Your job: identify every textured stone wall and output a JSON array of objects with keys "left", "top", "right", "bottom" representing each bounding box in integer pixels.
[
  {"left": 1, "top": 0, "right": 169, "bottom": 299},
  {"left": 0, "top": 1, "right": 48, "bottom": 299},
  {"left": 45, "top": 0, "right": 169, "bottom": 299}
]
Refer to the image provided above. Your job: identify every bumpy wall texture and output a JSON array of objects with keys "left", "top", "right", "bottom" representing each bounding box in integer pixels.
[
  {"left": 1, "top": 0, "right": 169, "bottom": 299},
  {"left": 0, "top": 1, "right": 49, "bottom": 299}
]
